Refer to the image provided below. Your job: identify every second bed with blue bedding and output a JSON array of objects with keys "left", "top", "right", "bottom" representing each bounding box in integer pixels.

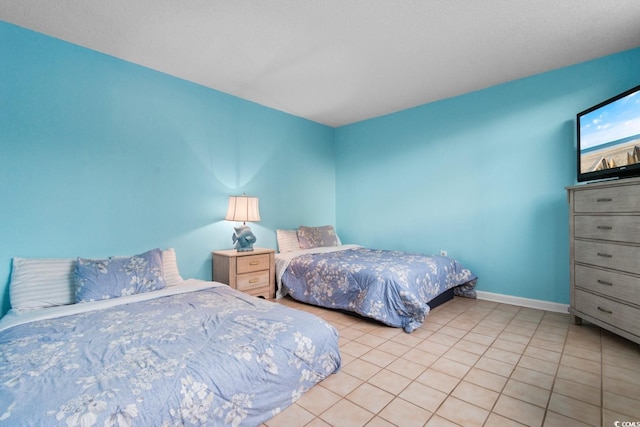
[{"left": 277, "top": 245, "right": 477, "bottom": 333}]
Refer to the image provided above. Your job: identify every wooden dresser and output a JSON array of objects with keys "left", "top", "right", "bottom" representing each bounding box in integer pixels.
[
  {"left": 567, "top": 177, "right": 640, "bottom": 345},
  {"left": 212, "top": 248, "right": 275, "bottom": 299}
]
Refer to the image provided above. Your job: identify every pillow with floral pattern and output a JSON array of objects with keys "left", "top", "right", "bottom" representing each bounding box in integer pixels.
[
  {"left": 75, "top": 248, "right": 166, "bottom": 303},
  {"left": 297, "top": 225, "right": 339, "bottom": 249}
]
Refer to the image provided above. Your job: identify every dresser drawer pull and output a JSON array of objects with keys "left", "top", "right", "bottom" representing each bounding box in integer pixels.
[
  {"left": 597, "top": 252, "right": 612, "bottom": 258},
  {"left": 597, "top": 279, "right": 613, "bottom": 286},
  {"left": 249, "top": 278, "right": 259, "bottom": 284},
  {"left": 596, "top": 198, "right": 613, "bottom": 202},
  {"left": 596, "top": 225, "right": 612, "bottom": 230},
  {"left": 597, "top": 306, "right": 613, "bottom": 314},
  {"left": 249, "top": 261, "right": 260, "bottom": 266}
]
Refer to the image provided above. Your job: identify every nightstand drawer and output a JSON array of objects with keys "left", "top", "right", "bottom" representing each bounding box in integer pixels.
[
  {"left": 212, "top": 248, "right": 275, "bottom": 299},
  {"left": 236, "top": 271, "right": 269, "bottom": 291},
  {"left": 242, "top": 286, "right": 271, "bottom": 299},
  {"left": 237, "top": 254, "right": 270, "bottom": 274}
]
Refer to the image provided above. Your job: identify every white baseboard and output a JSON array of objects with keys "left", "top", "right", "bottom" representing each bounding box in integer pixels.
[{"left": 475, "top": 291, "right": 569, "bottom": 314}]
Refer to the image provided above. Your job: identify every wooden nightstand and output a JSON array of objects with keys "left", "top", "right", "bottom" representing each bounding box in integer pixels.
[{"left": 212, "top": 248, "right": 275, "bottom": 299}]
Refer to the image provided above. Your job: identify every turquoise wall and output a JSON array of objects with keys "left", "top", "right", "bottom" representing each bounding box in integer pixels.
[
  {"left": 0, "top": 22, "right": 336, "bottom": 315},
  {"left": 335, "top": 47, "right": 640, "bottom": 304},
  {"left": 2, "top": 21, "right": 639, "bottom": 316}
]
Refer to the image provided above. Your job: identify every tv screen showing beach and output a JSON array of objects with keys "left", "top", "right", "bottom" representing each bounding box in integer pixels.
[{"left": 579, "top": 89, "right": 640, "bottom": 174}]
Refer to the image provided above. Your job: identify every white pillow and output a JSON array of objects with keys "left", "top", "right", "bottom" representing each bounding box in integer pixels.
[
  {"left": 276, "top": 229, "right": 302, "bottom": 253},
  {"left": 162, "top": 248, "right": 184, "bottom": 287},
  {"left": 10, "top": 257, "right": 76, "bottom": 310}
]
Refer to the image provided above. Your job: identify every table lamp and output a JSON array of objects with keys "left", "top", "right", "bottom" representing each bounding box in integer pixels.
[{"left": 224, "top": 195, "right": 261, "bottom": 252}]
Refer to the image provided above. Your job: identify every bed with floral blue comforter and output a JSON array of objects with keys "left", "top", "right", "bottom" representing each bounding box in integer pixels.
[
  {"left": 0, "top": 280, "right": 340, "bottom": 426},
  {"left": 277, "top": 245, "right": 477, "bottom": 333}
]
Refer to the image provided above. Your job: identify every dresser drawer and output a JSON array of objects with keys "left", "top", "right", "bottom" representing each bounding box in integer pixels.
[
  {"left": 236, "top": 254, "right": 270, "bottom": 274},
  {"left": 236, "top": 271, "right": 270, "bottom": 291},
  {"left": 574, "top": 215, "right": 640, "bottom": 244},
  {"left": 574, "top": 240, "right": 640, "bottom": 275},
  {"left": 574, "top": 289, "right": 640, "bottom": 336},
  {"left": 573, "top": 184, "right": 640, "bottom": 213},
  {"left": 575, "top": 265, "right": 640, "bottom": 306}
]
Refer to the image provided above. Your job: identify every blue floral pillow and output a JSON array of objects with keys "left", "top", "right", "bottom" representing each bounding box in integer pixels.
[
  {"left": 75, "top": 248, "right": 166, "bottom": 303},
  {"left": 298, "top": 225, "right": 339, "bottom": 249}
]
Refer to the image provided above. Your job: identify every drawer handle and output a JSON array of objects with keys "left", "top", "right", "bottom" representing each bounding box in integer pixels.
[
  {"left": 249, "top": 278, "right": 259, "bottom": 284},
  {"left": 597, "top": 279, "right": 613, "bottom": 286},
  {"left": 596, "top": 252, "right": 612, "bottom": 258},
  {"left": 596, "top": 225, "right": 612, "bottom": 230},
  {"left": 597, "top": 306, "right": 613, "bottom": 314},
  {"left": 596, "top": 198, "right": 612, "bottom": 202},
  {"left": 249, "top": 261, "right": 260, "bottom": 266}
]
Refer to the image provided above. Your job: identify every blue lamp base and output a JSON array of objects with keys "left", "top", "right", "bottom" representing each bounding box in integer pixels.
[{"left": 232, "top": 225, "right": 257, "bottom": 252}]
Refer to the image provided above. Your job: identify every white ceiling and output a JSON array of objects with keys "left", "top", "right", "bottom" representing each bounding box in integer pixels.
[{"left": 2, "top": 1, "right": 640, "bottom": 127}]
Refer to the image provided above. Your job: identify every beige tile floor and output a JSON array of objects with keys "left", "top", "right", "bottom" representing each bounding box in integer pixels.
[{"left": 264, "top": 296, "right": 640, "bottom": 427}]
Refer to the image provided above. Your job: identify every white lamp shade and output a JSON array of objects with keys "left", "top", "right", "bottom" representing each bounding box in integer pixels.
[{"left": 224, "top": 196, "right": 261, "bottom": 222}]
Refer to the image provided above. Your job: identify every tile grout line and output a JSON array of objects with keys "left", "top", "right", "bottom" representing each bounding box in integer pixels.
[{"left": 270, "top": 297, "right": 638, "bottom": 427}]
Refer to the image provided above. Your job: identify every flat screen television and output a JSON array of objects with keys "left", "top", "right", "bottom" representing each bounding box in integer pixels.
[{"left": 577, "top": 84, "right": 640, "bottom": 182}]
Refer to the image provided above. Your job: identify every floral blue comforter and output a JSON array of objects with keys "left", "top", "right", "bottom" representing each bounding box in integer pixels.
[
  {"left": 0, "top": 283, "right": 340, "bottom": 426},
  {"left": 280, "top": 247, "right": 477, "bottom": 332}
]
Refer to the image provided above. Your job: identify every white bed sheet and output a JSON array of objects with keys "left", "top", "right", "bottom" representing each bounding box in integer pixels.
[{"left": 0, "top": 279, "right": 225, "bottom": 332}]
